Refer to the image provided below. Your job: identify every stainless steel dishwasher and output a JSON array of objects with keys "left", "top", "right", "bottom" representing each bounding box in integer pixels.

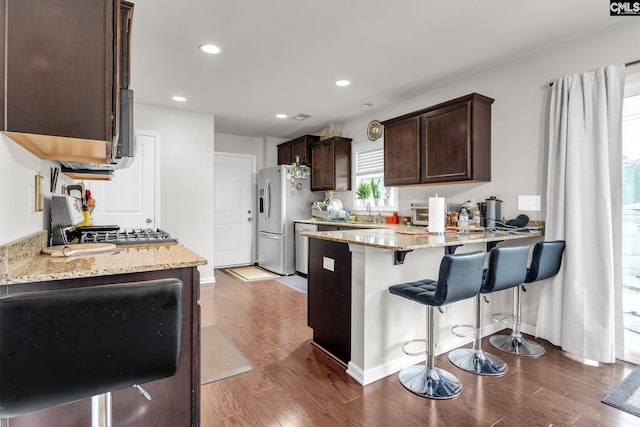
[{"left": 295, "top": 223, "right": 318, "bottom": 276}]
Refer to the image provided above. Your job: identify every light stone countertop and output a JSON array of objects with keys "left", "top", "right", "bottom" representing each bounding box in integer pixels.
[
  {"left": 1, "top": 231, "right": 207, "bottom": 285},
  {"left": 301, "top": 227, "right": 542, "bottom": 251},
  {"left": 295, "top": 218, "right": 394, "bottom": 228}
]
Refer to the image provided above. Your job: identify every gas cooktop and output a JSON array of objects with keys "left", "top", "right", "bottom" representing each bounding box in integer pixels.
[{"left": 79, "top": 228, "right": 177, "bottom": 245}]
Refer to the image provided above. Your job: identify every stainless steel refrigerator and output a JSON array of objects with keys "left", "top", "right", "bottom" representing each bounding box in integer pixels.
[{"left": 258, "top": 165, "right": 320, "bottom": 275}]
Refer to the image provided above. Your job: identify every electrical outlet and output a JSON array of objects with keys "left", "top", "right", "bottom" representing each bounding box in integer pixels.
[
  {"left": 518, "top": 195, "right": 541, "bottom": 211},
  {"left": 322, "top": 256, "right": 335, "bottom": 272}
]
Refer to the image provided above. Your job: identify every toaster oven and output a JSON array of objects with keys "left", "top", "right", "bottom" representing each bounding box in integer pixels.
[
  {"left": 410, "top": 203, "right": 429, "bottom": 226},
  {"left": 411, "top": 202, "right": 462, "bottom": 226}
]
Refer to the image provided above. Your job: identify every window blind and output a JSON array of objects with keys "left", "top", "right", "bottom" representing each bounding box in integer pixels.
[{"left": 356, "top": 148, "right": 383, "bottom": 176}]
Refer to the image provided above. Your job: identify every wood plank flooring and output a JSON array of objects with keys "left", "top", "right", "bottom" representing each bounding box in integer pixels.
[{"left": 200, "top": 270, "right": 639, "bottom": 426}]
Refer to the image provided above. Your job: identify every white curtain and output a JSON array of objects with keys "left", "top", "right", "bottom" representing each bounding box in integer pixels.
[{"left": 536, "top": 65, "right": 625, "bottom": 363}]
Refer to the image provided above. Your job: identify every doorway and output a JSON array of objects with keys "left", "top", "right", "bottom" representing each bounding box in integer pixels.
[{"left": 213, "top": 152, "right": 255, "bottom": 268}]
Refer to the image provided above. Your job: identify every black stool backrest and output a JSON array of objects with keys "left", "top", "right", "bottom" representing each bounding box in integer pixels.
[
  {"left": 482, "top": 246, "right": 529, "bottom": 293},
  {"left": 525, "top": 241, "right": 566, "bottom": 283},
  {"left": 0, "top": 278, "right": 183, "bottom": 418},
  {"left": 434, "top": 251, "right": 486, "bottom": 306}
]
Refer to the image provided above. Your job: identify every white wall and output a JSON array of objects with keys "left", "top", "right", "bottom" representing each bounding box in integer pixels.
[
  {"left": 0, "top": 135, "right": 48, "bottom": 244},
  {"left": 0, "top": 135, "right": 73, "bottom": 245},
  {"left": 340, "top": 20, "right": 640, "bottom": 223},
  {"left": 264, "top": 136, "right": 287, "bottom": 168},
  {"left": 214, "top": 133, "right": 286, "bottom": 174},
  {"left": 135, "top": 103, "right": 215, "bottom": 282},
  {"left": 215, "top": 132, "right": 264, "bottom": 171}
]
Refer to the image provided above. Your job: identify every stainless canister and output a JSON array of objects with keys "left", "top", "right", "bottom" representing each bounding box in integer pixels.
[{"left": 485, "top": 196, "right": 502, "bottom": 228}]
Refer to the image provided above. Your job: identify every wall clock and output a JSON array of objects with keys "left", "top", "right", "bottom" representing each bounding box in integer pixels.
[{"left": 367, "top": 120, "right": 382, "bottom": 141}]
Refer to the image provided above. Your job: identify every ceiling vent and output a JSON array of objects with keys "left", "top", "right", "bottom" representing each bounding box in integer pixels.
[{"left": 291, "top": 113, "right": 311, "bottom": 121}]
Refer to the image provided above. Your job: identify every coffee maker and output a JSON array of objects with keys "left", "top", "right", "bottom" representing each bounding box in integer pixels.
[{"left": 477, "top": 196, "right": 502, "bottom": 229}]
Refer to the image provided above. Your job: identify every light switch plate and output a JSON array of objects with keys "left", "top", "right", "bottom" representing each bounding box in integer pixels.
[
  {"left": 518, "top": 195, "right": 541, "bottom": 211},
  {"left": 323, "top": 256, "right": 335, "bottom": 272}
]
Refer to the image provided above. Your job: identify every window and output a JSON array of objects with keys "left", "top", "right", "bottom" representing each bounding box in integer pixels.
[
  {"left": 622, "top": 70, "right": 640, "bottom": 364},
  {"left": 352, "top": 140, "right": 397, "bottom": 211}
]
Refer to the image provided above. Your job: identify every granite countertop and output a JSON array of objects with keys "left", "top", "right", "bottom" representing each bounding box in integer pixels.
[
  {"left": 295, "top": 218, "right": 391, "bottom": 228},
  {"left": 1, "top": 231, "right": 207, "bottom": 285},
  {"left": 301, "top": 227, "right": 542, "bottom": 251}
]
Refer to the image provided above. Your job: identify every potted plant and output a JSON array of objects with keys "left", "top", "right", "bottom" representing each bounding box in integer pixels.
[
  {"left": 370, "top": 179, "right": 382, "bottom": 206},
  {"left": 355, "top": 181, "right": 371, "bottom": 207}
]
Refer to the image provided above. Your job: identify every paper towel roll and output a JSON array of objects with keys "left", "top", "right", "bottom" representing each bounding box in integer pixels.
[{"left": 428, "top": 196, "right": 445, "bottom": 234}]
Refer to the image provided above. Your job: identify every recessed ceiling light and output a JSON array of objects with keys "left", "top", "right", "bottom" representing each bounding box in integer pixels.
[
  {"left": 172, "top": 96, "right": 187, "bottom": 102},
  {"left": 335, "top": 79, "right": 350, "bottom": 87},
  {"left": 360, "top": 103, "right": 373, "bottom": 108},
  {"left": 276, "top": 114, "right": 287, "bottom": 119},
  {"left": 199, "top": 44, "right": 221, "bottom": 55}
]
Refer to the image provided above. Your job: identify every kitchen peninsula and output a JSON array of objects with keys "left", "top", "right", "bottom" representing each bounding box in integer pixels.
[
  {"left": 0, "top": 231, "right": 207, "bottom": 426},
  {"left": 303, "top": 226, "right": 542, "bottom": 386}
]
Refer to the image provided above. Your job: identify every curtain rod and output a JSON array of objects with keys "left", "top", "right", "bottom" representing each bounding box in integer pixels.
[{"left": 548, "top": 59, "right": 640, "bottom": 86}]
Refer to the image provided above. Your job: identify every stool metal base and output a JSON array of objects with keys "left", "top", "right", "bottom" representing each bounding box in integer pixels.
[
  {"left": 489, "top": 333, "right": 545, "bottom": 357},
  {"left": 448, "top": 348, "right": 508, "bottom": 376},
  {"left": 398, "top": 364, "right": 462, "bottom": 399}
]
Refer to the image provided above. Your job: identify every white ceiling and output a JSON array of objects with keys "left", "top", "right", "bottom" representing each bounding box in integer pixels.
[{"left": 130, "top": 0, "right": 622, "bottom": 139}]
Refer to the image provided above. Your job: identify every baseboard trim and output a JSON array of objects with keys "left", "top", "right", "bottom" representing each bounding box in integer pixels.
[{"left": 200, "top": 275, "right": 216, "bottom": 285}]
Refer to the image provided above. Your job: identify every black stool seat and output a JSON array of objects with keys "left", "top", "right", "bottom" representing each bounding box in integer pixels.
[
  {"left": 388, "top": 280, "right": 437, "bottom": 304},
  {"left": 390, "top": 252, "right": 486, "bottom": 308},
  {"left": 0, "top": 279, "right": 183, "bottom": 419},
  {"left": 388, "top": 251, "right": 485, "bottom": 399}
]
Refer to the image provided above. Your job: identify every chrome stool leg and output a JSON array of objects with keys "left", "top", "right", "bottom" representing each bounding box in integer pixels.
[
  {"left": 489, "top": 285, "right": 545, "bottom": 357},
  {"left": 448, "top": 295, "right": 508, "bottom": 376},
  {"left": 398, "top": 306, "right": 462, "bottom": 399},
  {"left": 91, "top": 393, "right": 112, "bottom": 427}
]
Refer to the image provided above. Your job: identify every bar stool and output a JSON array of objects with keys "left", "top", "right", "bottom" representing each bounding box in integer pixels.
[
  {"left": 448, "top": 246, "right": 529, "bottom": 376},
  {"left": 388, "top": 251, "right": 485, "bottom": 399},
  {"left": 490, "top": 240, "right": 566, "bottom": 356},
  {"left": 0, "top": 278, "right": 183, "bottom": 425}
]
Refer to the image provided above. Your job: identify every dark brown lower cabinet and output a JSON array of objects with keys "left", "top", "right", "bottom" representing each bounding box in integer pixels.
[
  {"left": 0, "top": 267, "right": 201, "bottom": 427},
  {"left": 307, "top": 238, "right": 351, "bottom": 364}
]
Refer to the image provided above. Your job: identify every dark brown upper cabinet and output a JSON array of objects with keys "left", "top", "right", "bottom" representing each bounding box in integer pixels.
[
  {"left": 310, "top": 136, "right": 352, "bottom": 192},
  {"left": 382, "top": 93, "right": 493, "bottom": 186},
  {"left": 277, "top": 135, "right": 319, "bottom": 165},
  {"left": 383, "top": 116, "right": 421, "bottom": 186},
  {"left": 0, "top": 0, "right": 133, "bottom": 164}
]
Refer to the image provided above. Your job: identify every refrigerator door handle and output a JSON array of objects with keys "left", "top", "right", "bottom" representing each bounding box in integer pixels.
[
  {"left": 265, "top": 179, "right": 270, "bottom": 221},
  {"left": 260, "top": 233, "right": 280, "bottom": 240}
]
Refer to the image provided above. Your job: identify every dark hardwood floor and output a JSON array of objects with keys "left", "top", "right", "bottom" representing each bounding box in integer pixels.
[{"left": 200, "top": 270, "right": 639, "bottom": 426}]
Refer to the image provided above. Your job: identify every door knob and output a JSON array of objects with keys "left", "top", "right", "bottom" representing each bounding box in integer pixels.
[
  {"left": 248, "top": 217, "right": 253, "bottom": 222},
  {"left": 146, "top": 218, "right": 152, "bottom": 224}
]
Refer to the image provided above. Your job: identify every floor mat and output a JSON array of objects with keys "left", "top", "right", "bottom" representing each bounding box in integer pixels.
[
  {"left": 223, "top": 265, "right": 279, "bottom": 281},
  {"left": 276, "top": 274, "right": 308, "bottom": 294},
  {"left": 602, "top": 366, "right": 640, "bottom": 417},
  {"left": 201, "top": 325, "right": 253, "bottom": 385}
]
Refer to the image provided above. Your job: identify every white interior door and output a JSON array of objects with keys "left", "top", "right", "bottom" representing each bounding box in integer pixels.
[
  {"left": 88, "top": 131, "right": 158, "bottom": 229},
  {"left": 214, "top": 152, "right": 255, "bottom": 268}
]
